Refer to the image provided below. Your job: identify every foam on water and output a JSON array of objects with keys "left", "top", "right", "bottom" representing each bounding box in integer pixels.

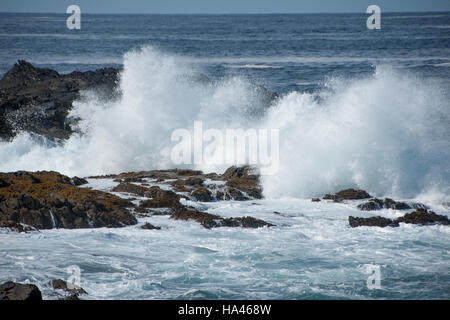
[{"left": 0, "top": 46, "right": 449, "bottom": 203}]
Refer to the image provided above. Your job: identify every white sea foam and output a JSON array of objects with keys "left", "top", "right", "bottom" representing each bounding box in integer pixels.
[{"left": 0, "top": 46, "right": 449, "bottom": 202}]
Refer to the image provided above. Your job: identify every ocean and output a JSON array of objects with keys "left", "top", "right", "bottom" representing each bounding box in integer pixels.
[{"left": 0, "top": 12, "right": 449, "bottom": 299}]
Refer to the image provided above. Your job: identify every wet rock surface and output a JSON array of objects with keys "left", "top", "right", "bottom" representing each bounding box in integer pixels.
[
  {"left": 0, "top": 60, "right": 120, "bottom": 141},
  {"left": 323, "top": 189, "right": 371, "bottom": 201},
  {"left": 171, "top": 208, "right": 274, "bottom": 229},
  {"left": 0, "top": 171, "right": 137, "bottom": 230},
  {"left": 357, "top": 198, "right": 427, "bottom": 211},
  {"left": 0, "top": 281, "right": 42, "bottom": 300},
  {"left": 141, "top": 222, "right": 161, "bottom": 230},
  {"left": 349, "top": 209, "right": 449, "bottom": 228},
  {"left": 49, "top": 279, "right": 87, "bottom": 296}
]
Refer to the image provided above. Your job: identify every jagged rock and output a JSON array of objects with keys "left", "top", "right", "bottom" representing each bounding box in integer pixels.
[
  {"left": 141, "top": 222, "right": 161, "bottom": 230},
  {"left": 137, "top": 186, "right": 181, "bottom": 211},
  {"left": 0, "top": 60, "right": 120, "bottom": 141},
  {"left": 71, "top": 176, "right": 88, "bottom": 186},
  {"left": 348, "top": 216, "right": 399, "bottom": 228},
  {"left": 0, "top": 281, "right": 42, "bottom": 300},
  {"left": 191, "top": 188, "right": 213, "bottom": 202},
  {"left": 395, "top": 208, "right": 449, "bottom": 226},
  {"left": 49, "top": 279, "right": 87, "bottom": 295},
  {"left": 349, "top": 208, "right": 449, "bottom": 228},
  {"left": 171, "top": 208, "right": 274, "bottom": 229},
  {"left": 112, "top": 182, "right": 152, "bottom": 198},
  {"left": 0, "top": 171, "right": 137, "bottom": 231},
  {"left": 0, "top": 220, "right": 35, "bottom": 233},
  {"left": 357, "top": 198, "right": 427, "bottom": 211},
  {"left": 311, "top": 198, "right": 321, "bottom": 202},
  {"left": 324, "top": 189, "right": 371, "bottom": 201}
]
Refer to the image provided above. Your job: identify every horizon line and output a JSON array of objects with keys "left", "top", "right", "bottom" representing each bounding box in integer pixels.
[{"left": 0, "top": 10, "right": 449, "bottom": 15}]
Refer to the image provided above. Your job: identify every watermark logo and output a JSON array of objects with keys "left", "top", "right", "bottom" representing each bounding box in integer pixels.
[
  {"left": 366, "top": 5, "right": 381, "bottom": 30},
  {"left": 364, "top": 264, "right": 381, "bottom": 290},
  {"left": 66, "top": 5, "right": 81, "bottom": 30},
  {"left": 170, "top": 121, "right": 279, "bottom": 175},
  {"left": 66, "top": 265, "right": 81, "bottom": 290}
]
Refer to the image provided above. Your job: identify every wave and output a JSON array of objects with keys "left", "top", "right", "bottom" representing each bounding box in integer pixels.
[{"left": 0, "top": 46, "right": 449, "bottom": 200}]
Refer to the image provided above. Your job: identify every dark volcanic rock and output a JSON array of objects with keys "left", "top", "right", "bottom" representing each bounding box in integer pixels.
[
  {"left": 349, "top": 209, "right": 449, "bottom": 228},
  {"left": 171, "top": 208, "right": 274, "bottom": 229},
  {"left": 324, "top": 189, "right": 371, "bottom": 201},
  {"left": 357, "top": 198, "right": 427, "bottom": 211},
  {"left": 348, "top": 216, "right": 399, "bottom": 228},
  {"left": 49, "top": 279, "right": 87, "bottom": 295},
  {"left": 141, "top": 222, "right": 161, "bottom": 230},
  {"left": 0, "top": 281, "right": 42, "bottom": 300},
  {"left": 191, "top": 187, "right": 213, "bottom": 202},
  {"left": 0, "top": 171, "right": 137, "bottom": 231},
  {"left": 395, "top": 208, "right": 449, "bottom": 226},
  {"left": 71, "top": 176, "right": 88, "bottom": 186},
  {"left": 0, "top": 60, "right": 120, "bottom": 141}
]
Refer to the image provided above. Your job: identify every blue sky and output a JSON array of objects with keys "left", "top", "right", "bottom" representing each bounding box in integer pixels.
[{"left": 1, "top": 0, "right": 449, "bottom": 14}]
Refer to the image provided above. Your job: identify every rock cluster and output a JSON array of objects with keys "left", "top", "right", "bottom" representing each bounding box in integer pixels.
[{"left": 349, "top": 208, "right": 449, "bottom": 228}]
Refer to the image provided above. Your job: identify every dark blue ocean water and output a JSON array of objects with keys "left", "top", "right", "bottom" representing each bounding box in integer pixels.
[{"left": 1, "top": 12, "right": 449, "bottom": 93}]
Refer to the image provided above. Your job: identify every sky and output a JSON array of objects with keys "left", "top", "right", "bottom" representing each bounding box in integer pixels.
[{"left": 1, "top": 0, "right": 449, "bottom": 14}]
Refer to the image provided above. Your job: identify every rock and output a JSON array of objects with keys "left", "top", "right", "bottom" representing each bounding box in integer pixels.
[
  {"left": 71, "top": 176, "right": 88, "bottom": 186},
  {"left": 324, "top": 189, "right": 371, "bottom": 201},
  {"left": 0, "top": 171, "right": 137, "bottom": 231},
  {"left": 348, "top": 216, "right": 399, "bottom": 228},
  {"left": 191, "top": 188, "right": 213, "bottom": 202},
  {"left": 141, "top": 223, "right": 161, "bottom": 230},
  {"left": 137, "top": 186, "right": 181, "bottom": 211},
  {"left": 0, "top": 281, "right": 42, "bottom": 300},
  {"left": 395, "top": 208, "right": 449, "bottom": 226},
  {"left": 171, "top": 208, "right": 274, "bottom": 229},
  {"left": 357, "top": 199, "right": 384, "bottom": 211},
  {"left": 357, "top": 198, "right": 427, "bottom": 211},
  {"left": 0, "top": 220, "right": 35, "bottom": 233},
  {"left": 49, "top": 279, "right": 87, "bottom": 295},
  {"left": 311, "top": 198, "right": 321, "bottom": 202},
  {"left": 349, "top": 209, "right": 449, "bottom": 228},
  {"left": 222, "top": 165, "right": 258, "bottom": 180},
  {"left": 61, "top": 293, "right": 80, "bottom": 300},
  {"left": 225, "top": 178, "right": 263, "bottom": 199},
  {"left": 0, "top": 60, "right": 120, "bottom": 141},
  {"left": 112, "top": 182, "right": 152, "bottom": 198}
]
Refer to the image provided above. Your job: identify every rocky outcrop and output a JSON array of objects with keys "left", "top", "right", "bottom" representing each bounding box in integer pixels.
[
  {"left": 349, "top": 209, "right": 449, "bottom": 228},
  {"left": 395, "top": 208, "right": 449, "bottom": 226},
  {"left": 48, "top": 279, "right": 87, "bottom": 296},
  {"left": 0, "top": 281, "right": 42, "bottom": 300},
  {"left": 0, "top": 60, "right": 120, "bottom": 141},
  {"left": 171, "top": 208, "right": 274, "bottom": 229},
  {"left": 323, "top": 189, "right": 371, "bottom": 202},
  {"left": 0, "top": 171, "right": 137, "bottom": 230},
  {"left": 349, "top": 216, "right": 399, "bottom": 228},
  {"left": 357, "top": 198, "right": 427, "bottom": 211},
  {"left": 191, "top": 187, "right": 213, "bottom": 202}
]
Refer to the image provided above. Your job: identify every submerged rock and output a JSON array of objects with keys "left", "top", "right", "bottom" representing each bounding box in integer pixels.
[{"left": 0, "top": 281, "right": 42, "bottom": 300}]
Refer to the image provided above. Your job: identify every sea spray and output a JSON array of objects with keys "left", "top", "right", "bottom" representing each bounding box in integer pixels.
[{"left": 0, "top": 47, "right": 448, "bottom": 201}]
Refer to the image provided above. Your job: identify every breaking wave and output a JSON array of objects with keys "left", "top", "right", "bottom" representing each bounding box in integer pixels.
[{"left": 0, "top": 46, "right": 449, "bottom": 200}]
